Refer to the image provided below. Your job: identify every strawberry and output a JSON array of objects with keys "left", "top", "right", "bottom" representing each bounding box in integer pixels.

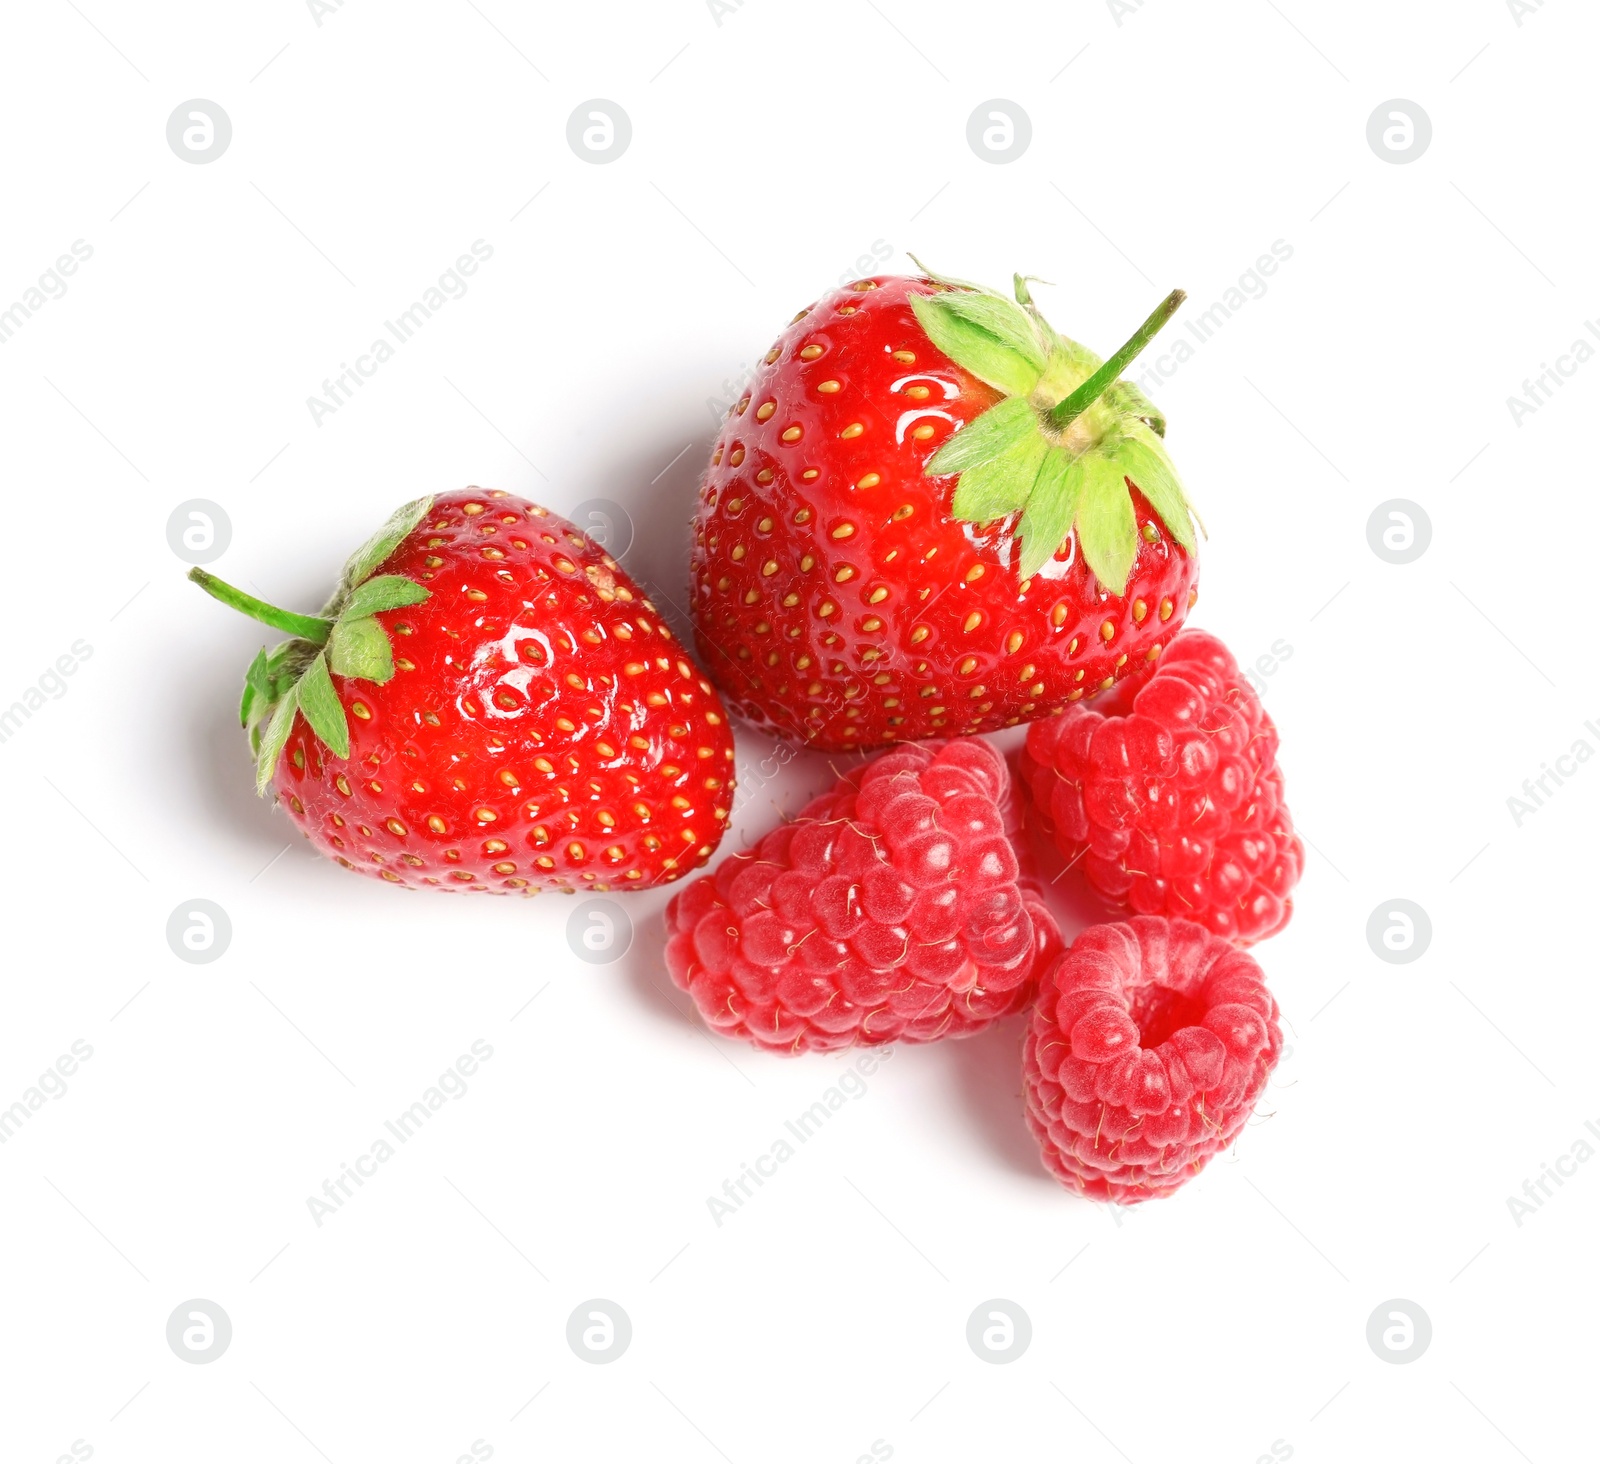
[
  {"left": 190, "top": 488, "right": 736, "bottom": 893},
  {"left": 689, "top": 266, "right": 1202, "bottom": 752}
]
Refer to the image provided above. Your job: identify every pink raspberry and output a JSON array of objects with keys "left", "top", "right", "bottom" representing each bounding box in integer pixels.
[
  {"left": 1020, "top": 629, "right": 1303, "bottom": 945},
  {"left": 665, "top": 738, "right": 1062, "bottom": 1053},
  {"left": 1024, "top": 916, "right": 1282, "bottom": 1203}
]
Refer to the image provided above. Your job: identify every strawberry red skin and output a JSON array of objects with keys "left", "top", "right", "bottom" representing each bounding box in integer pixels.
[
  {"left": 273, "top": 489, "right": 736, "bottom": 892},
  {"left": 690, "top": 275, "right": 1199, "bottom": 752}
]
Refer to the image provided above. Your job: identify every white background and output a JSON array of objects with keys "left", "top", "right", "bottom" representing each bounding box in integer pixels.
[{"left": 1, "top": 1, "right": 1596, "bottom": 1460}]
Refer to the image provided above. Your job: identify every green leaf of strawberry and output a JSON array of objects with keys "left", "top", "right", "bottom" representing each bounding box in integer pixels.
[
  {"left": 294, "top": 651, "right": 350, "bottom": 760},
  {"left": 929, "top": 395, "right": 1035, "bottom": 477},
  {"left": 340, "top": 573, "right": 432, "bottom": 619},
  {"left": 240, "top": 647, "right": 272, "bottom": 729},
  {"left": 1073, "top": 458, "right": 1140, "bottom": 593},
  {"left": 188, "top": 496, "right": 435, "bottom": 795},
  {"left": 1014, "top": 450, "right": 1081, "bottom": 581},
  {"left": 913, "top": 271, "right": 1202, "bottom": 593},
  {"left": 334, "top": 497, "right": 435, "bottom": 598},
  {"left": 1109, "top": 427, "right": 1200, "bottom": 555},
  {"left": 254, "top": 689, "right": 300, "bottom": 795},
  {"left": 908, "top": 291, "right": 1044, "bottom": 398},
  {"left": 326, "top": 615, "right": 394, "bottom": 683},
  {"left": 949, "top": 428, "right": 1049, "bottom": 525},
  {"left": 1103, "top": 379, "right": 1167, "bottom": 438}
]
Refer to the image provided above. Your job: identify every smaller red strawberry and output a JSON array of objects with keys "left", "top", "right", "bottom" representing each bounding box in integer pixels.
[
  {"left": 189, "top": 488, "right": 735, "bottom": 893},
  {"left": 665, "top": 738, "right": 1062, "bottom": 1053},
  {"left": 1024, "top": 916, "right": 1282, "bottom": 1203},
  {"left": 1021, "top": 629, "right": 1301, "bottom": 944}
]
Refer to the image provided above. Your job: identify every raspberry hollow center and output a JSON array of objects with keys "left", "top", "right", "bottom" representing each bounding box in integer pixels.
[{"left": 1127, "top": 984, "right": 1209, "bottom": 1049}]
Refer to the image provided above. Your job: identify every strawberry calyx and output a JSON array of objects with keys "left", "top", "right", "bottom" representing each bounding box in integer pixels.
[
  {"left": 187, "top": 496, "right": 434, "bottom": 794},
  {"left": 908, "top": 261, "right": 1201, "bottom": 591}
]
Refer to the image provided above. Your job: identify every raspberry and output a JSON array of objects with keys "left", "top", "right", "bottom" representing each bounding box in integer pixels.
[
  {"left": 665, "top": 738, "right": 1062, "bottom": 1053},
  {"left": 1023, "top": 917, "right": 1282, "bottom": 1203},
  {"left": 1020, "top": 628, "right": 1303, "bottom": 945}
]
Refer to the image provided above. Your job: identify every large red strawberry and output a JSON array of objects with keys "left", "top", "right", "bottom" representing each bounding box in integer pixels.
[
  {"left": 690, "top": 266, "right": 1202, "bottom": 752},
  {"left": 190, "top": 488, "right": 735, "bottom": 892}
]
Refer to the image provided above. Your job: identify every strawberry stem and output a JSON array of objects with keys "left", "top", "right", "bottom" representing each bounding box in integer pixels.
[
  {"left": 188, "top": 567, "right": 333, "bottom": 645},
  {"left": 1047, "top": 288, "right": 1187, "bottom": 431}
]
